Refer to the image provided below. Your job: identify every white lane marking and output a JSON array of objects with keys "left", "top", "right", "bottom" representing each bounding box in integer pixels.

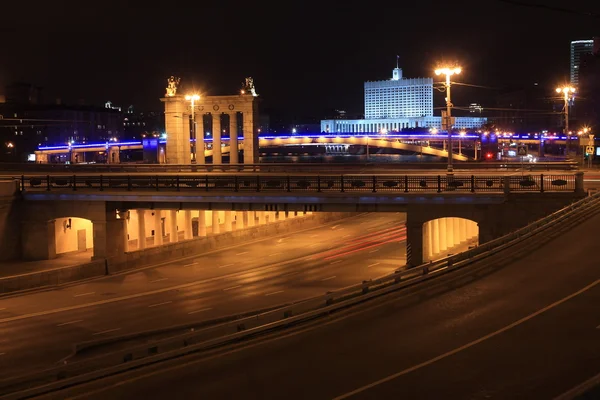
[
  {"left": 150, "top": 278, "right": 168, "bottom": 283},
  {"left": 269, "top": 253, "right": 281, "bottom": 257},
  {"left": 236, "top": 252, "right": 248, "bottom": 256},
  {"left": 369, "top": 249, "right": 380, "bottom": 253},
  {"left": 332, "top": 278, "right": 600, "bottom": 400},
  {"left": 310, "top": 234, "right": 319, "bottom": 238},
  {"left": 183, "top": 263, "right": 198, "bottom": 267},
  {"left": 188, "top": 308, "right": 212, "bottom": 315},
  {"left": 92, "top": 328, "right": 121, "bottom": 336},
  {"left": 343, "top": 234, "right": 351, "bottom": 238},
  {"left": 57, "top": 320, "right": 83, "bottom": 327},
  {"left": 148, "top": 301, "right": 172, "bottom": 308},
  {"left": 74, "top": 292, "right": 95, "bottom": 297},
  {"left": 0, "top": 308, "right": 5, "bottom": 311},
  {"left": 331, "top": 225, "right": 339, "bottom": 230},
  {"left": 329, "top": 260, "right": 343, "bottom": 265},
  {"left": 218, "top": 264, "right": 234, "bottom": 268},
  {"left": 368, "top": 263, "right": 380, "bottom": 268},
  {"left": 308, "top": 243, "right": 318, "bottom": 248},
  {"left": 0, "top": 353, "right": 4, "bottom": 356},
  {"left": 223, "top": 285, "right": 241, "bottom": 291},
  {"left": 265, "top": 290, "right": 284, "bottom": 296},
  {"left": 321, "top": 276, "right": 336, "bottom": 281}
]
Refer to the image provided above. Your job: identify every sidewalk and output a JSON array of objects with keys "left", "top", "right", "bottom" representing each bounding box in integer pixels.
[{"left": 0, "top": 251, "right": 93, "bottom": 279}]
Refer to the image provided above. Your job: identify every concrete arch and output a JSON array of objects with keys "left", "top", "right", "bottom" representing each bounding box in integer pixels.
[
  {"left": 422, "top": 217, "right": 479, "bottom": 262},
  {"left": 54, "top": 217, "right": 94, "bottom": 256}
]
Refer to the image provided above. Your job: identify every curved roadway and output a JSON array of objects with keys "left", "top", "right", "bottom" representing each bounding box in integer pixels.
[
  {"left": 69, "top": 205, "right": 600, "bottom": 399},
  {"left": 0, "top": 213, "right": 406, "bottom": 379}
]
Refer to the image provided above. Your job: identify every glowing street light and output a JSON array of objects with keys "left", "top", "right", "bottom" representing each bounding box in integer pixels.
[
  {"left": 435, "top": 66, "right": 462, "bottom": 175},
  {"left": 185, "top": 94, "right": 201, "bottom": 163},
  {"left": 555, "top": 86, "right": 576, "bottom": 154}
]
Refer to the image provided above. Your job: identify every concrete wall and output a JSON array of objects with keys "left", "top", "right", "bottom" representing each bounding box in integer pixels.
[
  {"left": 54, "top": 217, "right": 93, "bottom": 254},
  {"left": 0, "top": 180, "right": 21, "bottom": 261},
  {"left": 110, "top": 211, "right": 355, "bottom": 273}
]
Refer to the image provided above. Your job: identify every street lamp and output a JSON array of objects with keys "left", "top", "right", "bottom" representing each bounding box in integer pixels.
[
  {"left": 555, "top": 86, "right": 576, "bottom": 155},
  {"left": 435, "top": 66, "right": 462, "bottom": 175},
  {"left": 185, "top": 94, "right": 200, "bottom": 163}
]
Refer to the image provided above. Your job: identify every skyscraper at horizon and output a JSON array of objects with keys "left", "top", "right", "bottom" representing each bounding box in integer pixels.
[{"left": 570, "top": 39, "right": 595, "bottom": 86}]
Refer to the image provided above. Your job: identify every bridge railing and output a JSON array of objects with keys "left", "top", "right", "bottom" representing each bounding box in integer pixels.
[
  {"left": 1, "top": 188, "right": 597, "bottom": 399},
  {"left": 0, "top": 161, "right": 579, "bottom": 173},
  {"left": 18, "top": 173, "right": 581, "bottom": 194}
]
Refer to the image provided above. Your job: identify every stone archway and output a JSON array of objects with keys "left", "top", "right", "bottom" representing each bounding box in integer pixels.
[{"left": 161, "top": 90, "right": 259, "bottom": 165}]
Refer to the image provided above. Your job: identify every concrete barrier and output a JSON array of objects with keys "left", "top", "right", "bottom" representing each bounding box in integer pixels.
[
  {"left": 0, "top": 260, "right": 106, "bottom": 295},
  {"left": 0, "top": 212, "right": 355, "bottom": 294},
  {"left": 109, "top": 212, "right": 355, "bottom": 273}
]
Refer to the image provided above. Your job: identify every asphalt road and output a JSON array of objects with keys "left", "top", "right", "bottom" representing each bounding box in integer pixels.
[
  {"left": 72, "top": 203, "right": 600, "bottom": 399},
  {"left": 0, "top": 213, "right": 407, "bottom": 379}
]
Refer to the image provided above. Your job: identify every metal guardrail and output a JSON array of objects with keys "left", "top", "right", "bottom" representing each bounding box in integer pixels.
[
  {"left": 1, "top": 190, "right": 598, "bottom": 399},
  {"left": 0, "top": 161, "right": 579, "bottom": 173},
  {"left": 18, "top": 173, "right": 580, "bottom": 194}
]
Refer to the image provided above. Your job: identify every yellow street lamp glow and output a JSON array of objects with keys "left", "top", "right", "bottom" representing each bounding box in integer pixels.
[
  {"left": 435, "top": 67, "right": 462, "bottom": 76},
  {"left": 185, "top": 94, "right": 200, "bottom": 101}
]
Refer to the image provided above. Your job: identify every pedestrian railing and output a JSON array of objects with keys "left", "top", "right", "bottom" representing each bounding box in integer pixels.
[
  {"left": 0, "top": 190, "right": 598, "bottom": 399},
  {"left": 18, "top": 173, "right": 582, "bottom": 194}
]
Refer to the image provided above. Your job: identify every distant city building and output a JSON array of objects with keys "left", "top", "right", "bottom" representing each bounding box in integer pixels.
[
  {"left": 570, "top": 39, "right": 595, "bottom": 86},
  {"left": 321, "top": 64, "right": 486, "bottom": 133},
  {"left": 576, "top": 47, "right": 600, "bottom": 129},
  {"left": 122, "top": 104, "right": 164, "bottom": 141},
  {"left": 364, "top": 67, "right": 433, "bottom": 118}
]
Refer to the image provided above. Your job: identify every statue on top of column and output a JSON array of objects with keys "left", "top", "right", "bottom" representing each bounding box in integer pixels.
[
  {"left": 166, "top": 76, "right": 181, "bottom": 97},
  {"left": 241, "top": 77, "right": 258, "bottom": 97}
]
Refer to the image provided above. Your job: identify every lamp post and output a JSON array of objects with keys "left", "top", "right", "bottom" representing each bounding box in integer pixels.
[
  {"left": 435, "top": 66, "right": 462, "bottom": 175},
  {"left": 555, "top": 86, "right": 576, "bottom": 155},
  {"left": 185, "top": 94, "right": 200, "bottom": 163}
]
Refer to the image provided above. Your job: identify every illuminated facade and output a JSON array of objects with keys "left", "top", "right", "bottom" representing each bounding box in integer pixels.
[
  {"left": 365, "top": 67, "right": 433, "bottom": 118},
  {"left": 570, "top": 39, "right": 594, "bottom": 86},
  {"left": 321, "top": 65, "right": 486, "bottom": 133}
]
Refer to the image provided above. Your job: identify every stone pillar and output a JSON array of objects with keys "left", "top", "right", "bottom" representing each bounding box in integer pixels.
[
  {"left": 229, "top": 112, "right": 239, "bottom": 164},
  {"left": 258, "top": 211, "right": 266, "bottom": 225},
  {"left": 21, "top": 220, "right": 56, "bottom": 260},
  {"left": 432, "top": 219, "right": 440, "bottom": 256},
  {"left": 161, "top": 95, "right": 191, "bottom": 165},
  {"left": 198, "top": 210, "right": 207, "bottom": 237},
  {"left": 154, "top": 211, "right": 163, "bottom": 246},
  {"left": 241, "top": 98, "right": 259, "bottom": 164},
  {"left": 184, "top": 210, "right": 193, "bottom": 240},
  {"left": 223, "top": 211, "right": 233, "bottom": 232},
  {"left": 453, "top": 218, "right": 461, "bottom": 246},
  {"left": 108, "top": 146, "right": 120, "bottom": 164},
  {"left": 439, "top": 218, "right": 447, "bottom": 252},
  {"left": 212, "top": 210, "right": 220, "bottom": 234},
  {"left": 212, "top": 113, "right": 222, "bottom": 165},
  {"left": 137, "top": 210, "right": 146, "bottom": 250},
  {"left": 406, "top": 222, "right": 424, "bottom": 267},
  {"left": 123, "top": 215, "right": 129, "bottom": 252},
  {"left": 169, "top": 210, "right": 178, "bottom": 243},
  {"left": 446, "top": 218, "right": 455, "bottom": 249},
  {"left": 422, "top": 222, "right": 432, "bottom": 262},
  {"left": 247, "top": 211, "right": 256, "bottom": 227},
  {"left": 235, "top": 211, "right": 244, "bottom": 230},
  {"left": 459, "top": 218, "right": 467, "bottom": 244},
  {"left": 195, "top": 114, "right": 205, "bottom": 165},
  {"left": 92, "top": 216, "right": 126, "bottom": 261}
]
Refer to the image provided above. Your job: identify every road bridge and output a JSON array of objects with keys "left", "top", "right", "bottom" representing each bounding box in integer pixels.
[{"left": 5, "top": 172, "right": 585, "bottom": 269}]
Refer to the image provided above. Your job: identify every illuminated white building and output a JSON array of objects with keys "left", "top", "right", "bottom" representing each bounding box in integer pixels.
[
  {"left": 321, "top": 65, "right": 486, "bottom": 133},
  {"left": 570, "top": 39, "right": 595, "bottom": 86}
]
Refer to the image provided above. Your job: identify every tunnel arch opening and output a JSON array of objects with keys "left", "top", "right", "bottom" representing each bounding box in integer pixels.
[
  {"left": 53, "top": 217, "right": 94, "bottom": 257},
  {"left": 422, "top": 217, "right": 478, "bottom": 262}
]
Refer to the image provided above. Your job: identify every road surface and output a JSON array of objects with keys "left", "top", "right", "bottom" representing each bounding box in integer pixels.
[
  {"left": 0, "top": 213, "right": 407, "bottom": 379},
  {"left": 71, "top": 204, "right": 600, "bottom": 400}
]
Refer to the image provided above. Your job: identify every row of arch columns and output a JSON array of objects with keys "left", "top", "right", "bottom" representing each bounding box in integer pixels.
[
  {"left": 422, "top": 217, "right": 479, "bottom": 262},
  {"left": 123, "top": 210, "right": 310, "bottom": 251}
]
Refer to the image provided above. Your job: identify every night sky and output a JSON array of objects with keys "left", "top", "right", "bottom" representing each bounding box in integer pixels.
[{"left": 2, "top": 0, "right": 599, "bottom": 122}]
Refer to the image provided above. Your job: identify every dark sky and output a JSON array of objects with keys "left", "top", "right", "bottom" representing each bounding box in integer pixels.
[{"left": 1, "top": 0, "right": 599, "bottom": 121}]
